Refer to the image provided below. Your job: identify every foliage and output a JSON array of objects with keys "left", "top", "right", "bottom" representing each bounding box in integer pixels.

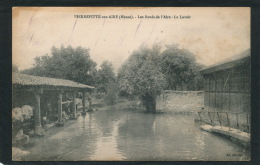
[
  {"left": 118, "top": 43, "right": 204, "bottom": 111},
  {"left": 93, "top": 61, "right": 118, "bottom": 105},
  {"left": 95, "top": 61, "right": 116, "bottom": 93},
  {"left": 118, "top": 45, "right": 166, "bottom": 112},
  {"left": 12, "top": 108, "right": 24, "bottom": 122},
  {"left": 22, "top": 45, "right": 97, "bottom": 85},
  {"left": 12, "top": 64, "right": 19, "bottom": 72},
  {"left": 12, "top": 105, "right": 33, "bottom": 122},
  {"left": 103, "top": 81, "right": 119, "bottom": 105},
  {"left": 160, "top": 44, "right": 204, "bottom": 90}
]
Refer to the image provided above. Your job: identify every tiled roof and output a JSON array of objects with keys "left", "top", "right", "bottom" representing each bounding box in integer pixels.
[
  {"left": 200, "top": 49, "right": 250, "bottom": 75},
  {"left": 12, "top": 72, "right": 95, "bottom": 89}
]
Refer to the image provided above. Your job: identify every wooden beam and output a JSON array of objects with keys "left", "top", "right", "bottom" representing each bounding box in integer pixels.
[
  {"left": 229, "top": 70, "right": 232, "bottom": 112},
  {"left": 221, "top": 73, "right": 223, "bottom": 111},
  {"left": 34, "top": 92, "right": 41, "bottom": 127},
  {"left": 239, "top": 69, "right": 242, "bottom": 112},
  {"left": 209, "top": 77, "right": 211, "bottom": 107},
  {"left": 62, "top": 101, "right": 73, "bottom": 105},
  {"left": 215, "top": 73, "right": 217, "bottom": 110},
  {"left": 13, "top": 85, "right": 89, "bottom": 92},
  {"left": 88, "top": 97, "right": 92, "bottom": 111},
  {"left": 39, "top": 88, "right": 43, "bottom": 94},
  {"left": 72, "top": 91, "right": 77, "bottom": 118},
  {"left": 82, "top": 92, "right": 86, "bottom": 115},
  {"left": 34, "top": 92, "right": 44, "bottom": 135},
  {"left": 57, "top": 92, "right": 64, "bottom": 126}
]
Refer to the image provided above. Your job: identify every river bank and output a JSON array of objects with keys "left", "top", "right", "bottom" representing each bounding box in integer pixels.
[
  {"left": 200, "top": 124, "right": 250, "bottom": 148},
  {"left": 15, "top": 107, "right": 250, "bottom": 161},
  {"left": 94, "top": 98, "right": 250, "bottom": 152},
  {"left": 91, "top": 93, "right": 203, "bottom": 114}
]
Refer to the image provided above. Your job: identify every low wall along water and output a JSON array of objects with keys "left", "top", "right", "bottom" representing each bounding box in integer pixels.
[{"left": 156, "top": 91, "right": 204, "bottom": 113}]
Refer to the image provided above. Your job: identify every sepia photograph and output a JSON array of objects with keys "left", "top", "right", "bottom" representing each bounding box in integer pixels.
[{"left": 12, "top": 7, "right": 250, "bottom": 161}]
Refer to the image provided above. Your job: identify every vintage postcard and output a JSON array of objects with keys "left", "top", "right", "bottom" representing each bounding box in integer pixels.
[{"left": 12, "top": 7, "right": 250, "bottom": 161}]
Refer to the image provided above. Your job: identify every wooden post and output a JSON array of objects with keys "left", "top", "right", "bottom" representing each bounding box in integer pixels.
[
  {"left": 236, "top": 113, "right": 239, "bottom": 129},
  {"left": 208, "top": 112, "right": 213, "bottom": 124},
  {"left": 247, "top": 114, "right": 250, "bottom": 131},
  {"left": 71, "top": 91, "right": 77, "bottom": 119},
  {"left": 215, "top": 73, "right": 217, "bottom": 111},
  {"left": 239, "top": 69, "right": 243, "bottom": 113},
  {"left": 217, "top": 112, "right": 222, "bottom": 128},
  {"left": 226, "top": 112, "right": 230, "bottom": 130},
  {"left": 198, "top": 112, "right": 202, "bottom": 124},
  {"left": 204, "top": 77, "right": 207, "bottom": 106},
  {"left": 209, "top": 77, "right": 211, "bottom": 107},
  {"left": 89, "top": 97, "right": 92, "bottom": 111},
  {"left": 82, "top": 91, "right": 86, "bottom": 115},
  {"left": 57, "top": 91, "right": 64, "bottom": 126},
  {"left": 221, "top": 75, "right": 223, "bottom": 111},
  {"left": 34, "top": 89, "right": 44, "bottom": 135},
  {"left": 229, "top": 70, "right": 232, "bottom": 112}
]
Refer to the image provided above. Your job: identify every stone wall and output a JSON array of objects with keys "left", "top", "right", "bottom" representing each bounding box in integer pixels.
[{"left": 156, "top": 91, "right": 204, "bottom": 113}]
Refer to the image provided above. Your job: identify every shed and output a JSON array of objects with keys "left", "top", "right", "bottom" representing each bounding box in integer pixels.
[
  {"left": 200, "top": 49, "right": 250, "bottom": 113},
  {"left": 12, "top": 72, "right": 95, "bottom": 135}
]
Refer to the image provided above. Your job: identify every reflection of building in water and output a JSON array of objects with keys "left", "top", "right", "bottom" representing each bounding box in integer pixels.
[{"left": 200, "top": 49, "right": 250, "bottom": 131}]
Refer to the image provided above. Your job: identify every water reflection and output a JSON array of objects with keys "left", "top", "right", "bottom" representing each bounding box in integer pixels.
[{"left": 21, "top": 109, "right": 250, "bottom": 161}]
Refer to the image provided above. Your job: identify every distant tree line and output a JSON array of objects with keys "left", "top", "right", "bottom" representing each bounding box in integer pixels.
[
  {"left": 22, "top": 46, "right": 97, "bottom": 86},
  {"left": 21, "top": 45, "right": 117, "bottom": 105},
  {"left": 19, "top": 44, "right": 204, "bottom": 111}
]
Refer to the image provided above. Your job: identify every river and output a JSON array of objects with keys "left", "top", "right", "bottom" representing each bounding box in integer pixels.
[{"left": 20, "top": 108, "right": 250, "bottom": 161}]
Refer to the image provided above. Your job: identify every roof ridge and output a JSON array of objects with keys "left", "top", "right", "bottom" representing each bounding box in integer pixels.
[
  {"left": 12, "top": 72, "right": 95, "bottom": 89},
  {"left": 200, "top": 49, "right": 250, "bottom": 72}
]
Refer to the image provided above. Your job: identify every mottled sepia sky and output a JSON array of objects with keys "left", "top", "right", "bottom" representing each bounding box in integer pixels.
[{"left": 13, "top": 7, "right": 250, "bottom": 71}]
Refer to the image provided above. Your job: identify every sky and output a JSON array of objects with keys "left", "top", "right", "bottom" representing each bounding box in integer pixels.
[{"left": 12, "top": 7, "right": 250, "bottom": 72}]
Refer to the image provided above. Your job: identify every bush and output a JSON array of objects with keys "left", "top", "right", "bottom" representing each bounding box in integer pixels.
[
  {"left": 12, "top": 108, "right": 24, "bottom": 122},
  {"left": 21, "top": 105, "right": 33, "bottom": 120},
  {"left": 103, "top": 82, "right": 118, "bottom": 105}
]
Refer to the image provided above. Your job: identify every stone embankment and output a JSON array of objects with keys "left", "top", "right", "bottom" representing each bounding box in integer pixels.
[{"left": 200, "top": 125, "right": 250, "bottom": 146}]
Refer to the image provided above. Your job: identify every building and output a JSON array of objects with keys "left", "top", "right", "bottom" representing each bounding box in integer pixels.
[
  {"left": 12, "top": 72, "right": 94, "bottom": 136},
  {"left": 200, "top": 49, "right": 251, "bottom": 114}
]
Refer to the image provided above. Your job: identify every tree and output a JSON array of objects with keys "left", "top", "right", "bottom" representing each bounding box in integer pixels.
[
  {"left": 12, "top": 64, "right": 19, "bottom": 72},
  {"left": 95, "top": 61, "right": 116, "bottom": 93},
  {"left": 22, "top": 45, "right": 97, "bottom": 85},
  {"left": 103, "top": 81, "right": 119, "bottom": 105},
  {"left": 118, "top": 45, "right": 166, "bottom": 112},
  {"left": 160, "top": 44, "right": 204, "bottom": 90}
]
